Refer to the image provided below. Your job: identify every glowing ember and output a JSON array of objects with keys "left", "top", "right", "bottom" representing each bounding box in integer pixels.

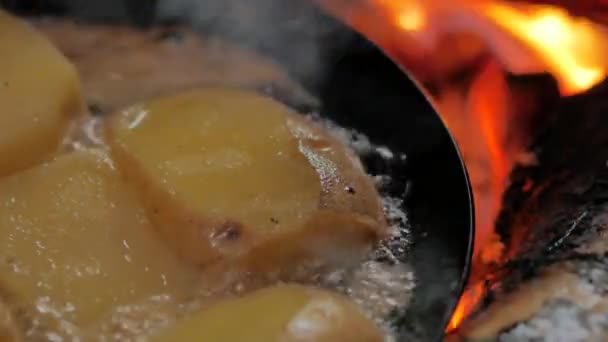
[{"left": 318, "top": 0, "right": 608, "bottom": 333}]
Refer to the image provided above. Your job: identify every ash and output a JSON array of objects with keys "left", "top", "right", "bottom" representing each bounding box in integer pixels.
[
  {"left": 310, "top": 113, "right": 415, "bottom": 337},
  {"left": 497, "top": 254, "right": 608, "bottom": 342},
  {"left": 500, "top": 299, "right": 608, "bottom": 342}
]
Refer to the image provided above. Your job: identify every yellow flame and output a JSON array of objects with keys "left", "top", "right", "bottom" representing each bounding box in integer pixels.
[
  {"left": 482, "top": 3, "right": 606, "bottom": 95},
  {"left": 397, "top": 4, "right": 426, "bottom": 31},
  {"left": 371, "top": 0, "right": 607, "bottom": 95},
  {"left": 375, "top": 0, "right": 427, "bottom": 32}
]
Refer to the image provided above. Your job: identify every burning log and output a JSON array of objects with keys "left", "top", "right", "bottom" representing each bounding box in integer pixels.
[
  {"left": 454, "top": 78, "right": 608, "bottom": 341},
  {"left": 318, "top": 0, "right": 608, "bottom": 336}
]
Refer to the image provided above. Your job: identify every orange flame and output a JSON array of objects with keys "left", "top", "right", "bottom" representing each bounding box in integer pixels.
[
  {"left": 447, "top": 282, "right": 486, "bottom": 332},
  {"left": 446, "top": 60, "right": 510, "bottom": 333},
  {"left": 318, "top": 0, "right": 608, "bottom": 333},
  {"left": 469, "top": 60, "right": 510, "bottom": 262}
]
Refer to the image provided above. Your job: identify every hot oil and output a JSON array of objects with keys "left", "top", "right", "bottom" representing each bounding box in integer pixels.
[
  {"left": 0, "top": 121, "right": 197, "bottom": 341},
  {"left": 309, "top": 115, "right": 415, "bottom": 339},
  {"left": 55, "top": 103, "right": 416, "bottom": 342},
  {"left": 7, "top": 20, "right": 416, "bottom": 341},
  {"left": 51, "top": 107, "right": 417, "bottom": 341}
]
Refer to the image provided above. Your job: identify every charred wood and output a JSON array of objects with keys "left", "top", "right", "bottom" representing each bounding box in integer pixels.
[{"left": 457, "top": 78, "right": 608, "bottom": 341}]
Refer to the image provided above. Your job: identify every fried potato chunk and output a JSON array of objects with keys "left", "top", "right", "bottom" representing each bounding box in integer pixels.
[
  {"left": 152, "top": 284, "right": 383, "bottom": 342},
  {"left": 0, "top": 11, "right": 84, "bottom": 177},
  {"left": 106, "top": 87, "right": 386, "bottom": 271},
  {"left": 0, "top": 150, "right": 197, "bottom": 327}
]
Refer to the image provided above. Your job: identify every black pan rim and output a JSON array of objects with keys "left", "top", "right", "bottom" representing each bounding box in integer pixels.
[{"left": 407, "top": 66, "right": 476, "bottom": 334}]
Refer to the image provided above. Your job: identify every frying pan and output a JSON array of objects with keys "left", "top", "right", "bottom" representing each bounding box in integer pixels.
[{"left": 0, "top": 0, "right": 474, "bottom": 340}]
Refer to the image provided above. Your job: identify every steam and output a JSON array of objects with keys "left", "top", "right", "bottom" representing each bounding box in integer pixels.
[{"left": 155, "top": 0, "right": 353, "bottom": 91}]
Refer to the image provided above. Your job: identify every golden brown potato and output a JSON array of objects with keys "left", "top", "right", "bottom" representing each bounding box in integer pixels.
[
  {"left": 286, "top": 114, "right": 387, "bottom": 223},
  {"left": 0, "top": 150, "right": 197, "bottom": 329},
  {"left": 0, "top": 11, "right": 84, "bottom": 177},
  {"left": 106, "top": 87, "right": 386, "bottom": 272},
  {"left": 152, "top": 284, "right": 384, "bottom": 342}
]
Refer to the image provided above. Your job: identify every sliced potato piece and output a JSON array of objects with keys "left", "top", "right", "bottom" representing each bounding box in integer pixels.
[
  {"left": 106, "top": 87, "right": 386, "bottom": 271},
  {"left": 0, "top": 150, "right": 197, "bottom": 328},
  {"left": 0, "top": 11, "right": 84, "bottom": 177},
  {"left": 153, "top": 284, "right": 383, "bottom": 342},
  {"left": 286, "top": 114, "right": 386, "bottom": 224}
]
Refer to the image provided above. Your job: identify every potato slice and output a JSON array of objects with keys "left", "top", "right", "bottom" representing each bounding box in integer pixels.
[
  {"left": 152, "top": 284, "right": 383, "bottom": 342},
  {"left": 286, "top": 114, "right": 387, "bottom": 224},
  {"left": 0, "top": 11, "right": 84, "bottom": 177},
  {"left": 0, "top": 150, "right": 197, "bottom": 330},
  {"left": 106, "top": 87, "right": 386, "bottom": 271}
]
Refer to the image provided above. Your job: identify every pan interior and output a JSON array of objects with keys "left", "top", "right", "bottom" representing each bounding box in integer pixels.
[{"left": 0, "top": 0, "right": 474, "bottom": 340}]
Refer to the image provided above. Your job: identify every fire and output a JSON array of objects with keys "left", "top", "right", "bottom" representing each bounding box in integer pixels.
[
  {"left": 468, "top": 60, "right": 509, "bottom": 264},
  {"left": 322, "top": 0, "right": 608, "bottom": 94},
  {"left": 444, "top": 59, "right": 511, "bottom": 335},
  {"left": 396, "top": 4, "right": 425, "bottom": 32},
  {"left": 482, "top": 2, "right": 607, "bottom": 95},
  {"left": 318, "top": 0, "right": 608, "bottom": 334},
  {"left": 447, "top": 282, "right": 486, "bottom": 331}
]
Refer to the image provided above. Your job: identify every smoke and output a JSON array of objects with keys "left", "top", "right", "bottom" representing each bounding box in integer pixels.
[
  {"left": 1, "top": 0, "right": 357, "bottom": 93},
  {"left": 155, "top": 0, "right": 356, "bottom": 92}
]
